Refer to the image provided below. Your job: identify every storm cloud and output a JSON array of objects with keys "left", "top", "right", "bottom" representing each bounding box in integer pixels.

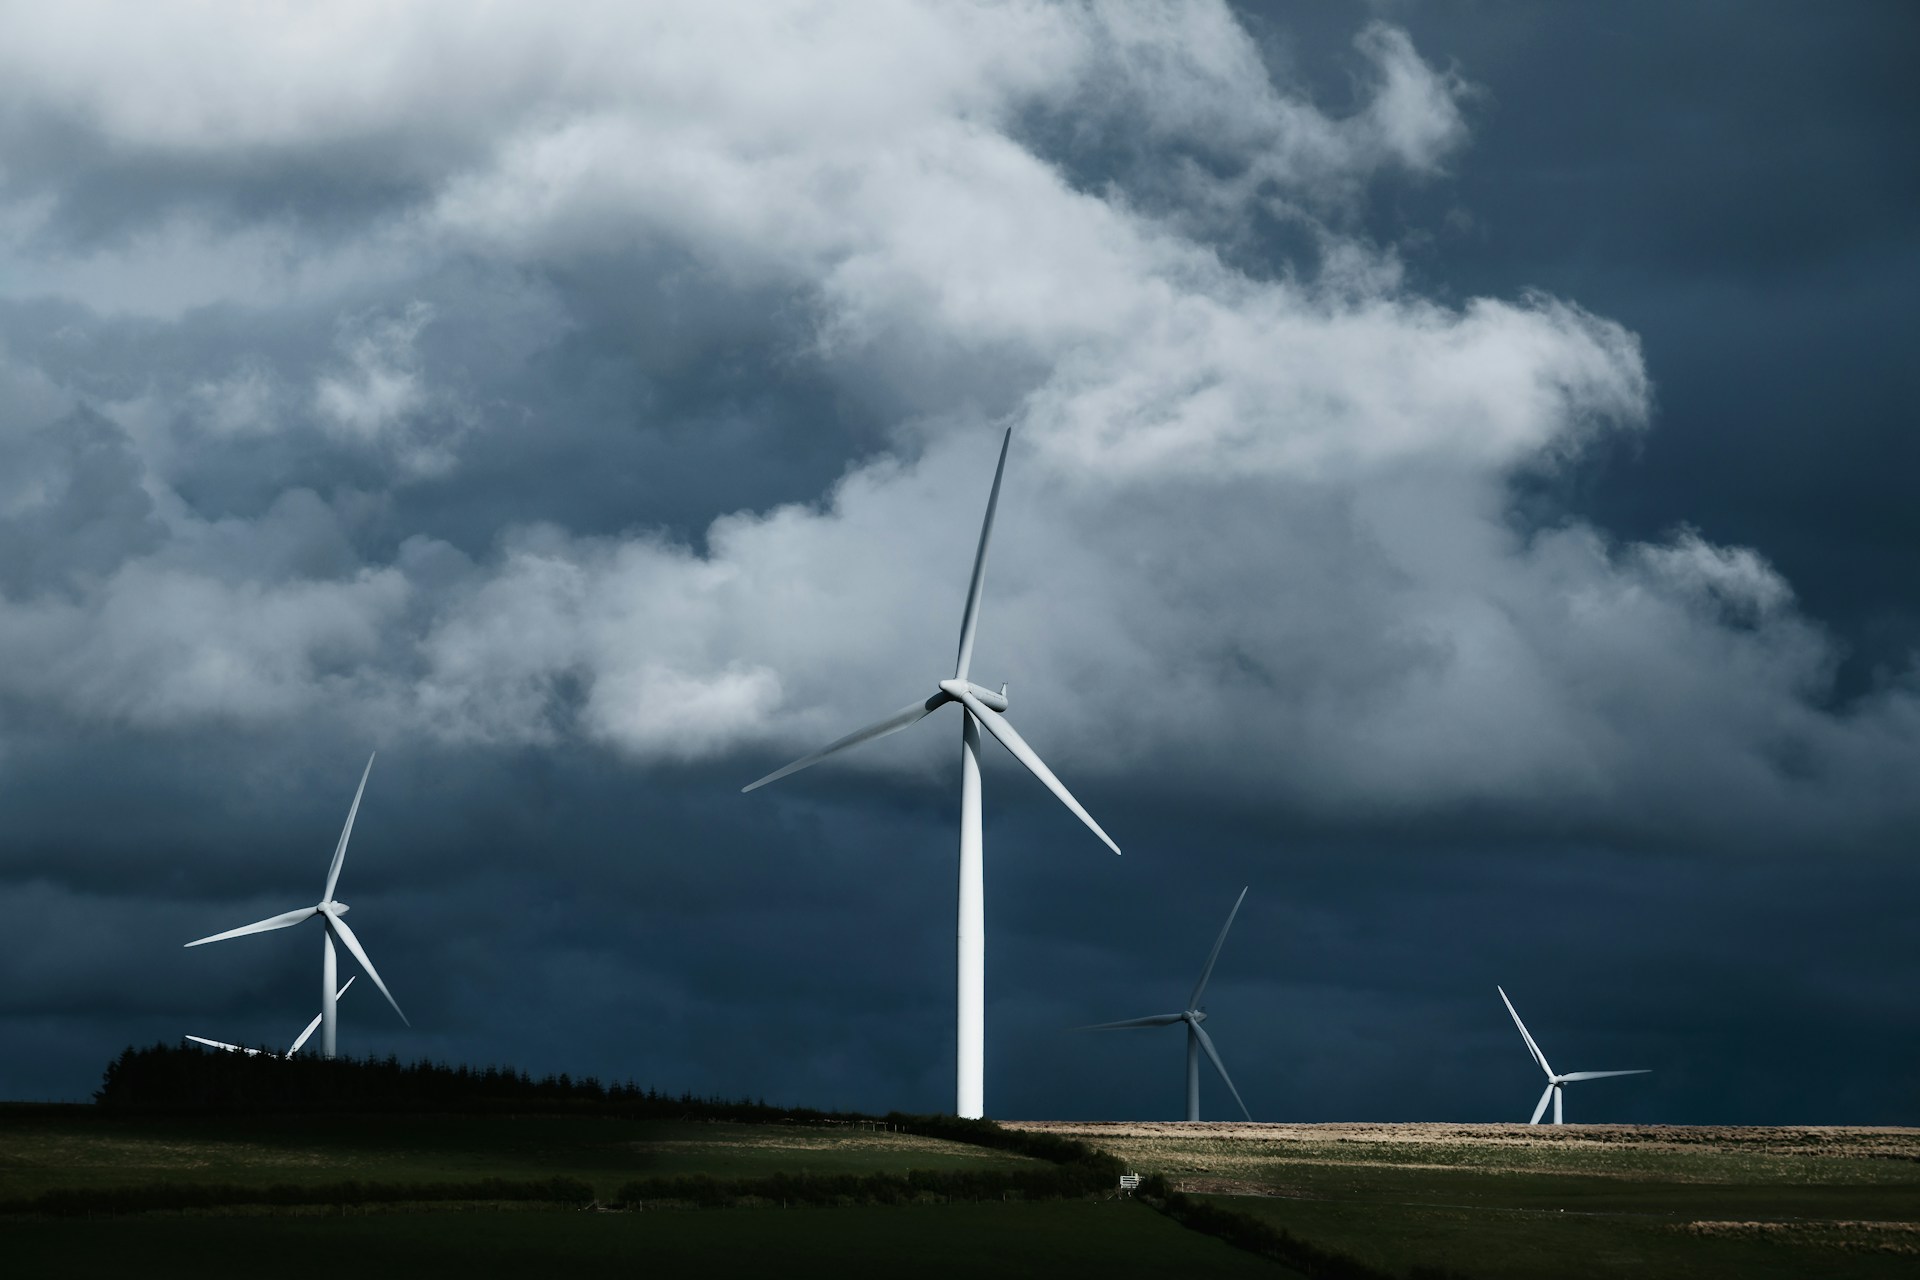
[{"left": 1, "top": 2, "right": 1915, "bottom": 1122}]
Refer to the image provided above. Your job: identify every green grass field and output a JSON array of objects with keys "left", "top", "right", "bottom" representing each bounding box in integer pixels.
[
  {"left": 1016, "top": 1121, "right": 1920, "bottom": 1279},
  {"left": 0, "top": 1105, "right": 1296, "bottom": 1278},
  {"left": 0, "top": 1106, "right": 1033, "bottom": 1200},
  {"left": 16, "top": 1104, "right": 1920, "bottom": 1277}
]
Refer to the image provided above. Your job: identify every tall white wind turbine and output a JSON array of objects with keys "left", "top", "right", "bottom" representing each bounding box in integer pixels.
[
  {"left": 1498, "top": 985, "right": 1648, "bottom": 1124},
  {"left": 184, "top": 754, "right": 408, "bottom": 1059},
  {"left": 1080, "top": 887, "right": 1253, "bottom": 1122},
  {"left": 743, "top": 429, "right": 1121, "bottom": 1119},
  {"left": 186, "top": 976, "right": 357, "bottom": 1058}
]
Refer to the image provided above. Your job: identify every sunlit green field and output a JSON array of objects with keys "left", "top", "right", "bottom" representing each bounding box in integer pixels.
[
  {"left": 0, "top": 1106, "right": 1030, "bottom": 1200},
  {"left": 1015, "top": 1120, "right": 1920, "bottom": 1279}
]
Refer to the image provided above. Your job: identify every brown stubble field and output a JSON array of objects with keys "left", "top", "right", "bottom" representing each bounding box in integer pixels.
[
  {"left": 1007, "top": 1121, "right": 1920, "bottom": 1279},
  {"left": 1009, "top": 1119, "right": 1920, "bottom": 1169}
]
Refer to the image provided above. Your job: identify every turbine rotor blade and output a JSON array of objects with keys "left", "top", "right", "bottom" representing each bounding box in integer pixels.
[
  {"left": 1189, "top": 886, "right": 1249, "bottom": 1010},
  {"left": 954, "top": 427, "right": 1012, "bottom": 683},
  {"left": 1191, "top": 1022, "right": 1251, "bottom": 1121},
  {"left": 322, "top": 908, "right": 408, "bottom": 1026},
  {"left": 741, "top": 694, "right": 949, "bottom": 793},
  {"left": 323, "top": 752, "right": 376, "bottom": 902},
  {"left": 1529, "top": 1082, "right": 1554, "bottom": 1125},
  {"left": 945, "top": 686, "right": 1120, "bottom": 855},
  {"left": 288, "top": 977, "right": 356, "bottom": 1056},
  {"left": 1498, "top": 985, "right": 1554, "bottom": 1079},
  {"left": 1075, "top": 1014, "right": 1185, "bottom": 1031},
  {"left": 184, "top": 1035, "right": 251, "bottom": 1055},
  {"left": 288, "top": 1013, "right": 324, "bottom": 1057},
  {"left": 184, "top": 905, "right": 319, "bottom": 947},
  {"left": 1558, "top": 1069, "right": 1651, "bottom": 1082}
]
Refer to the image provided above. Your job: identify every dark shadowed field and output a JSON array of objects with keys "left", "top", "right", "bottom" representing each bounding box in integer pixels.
[{"left": 0, "top": 1106, "right": 1284, "bottom": 1278}]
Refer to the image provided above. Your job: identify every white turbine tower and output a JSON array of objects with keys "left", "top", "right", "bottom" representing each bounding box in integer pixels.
[
  {"left": 744, "top": 428, "right": 1121, "bottom": 1119},
  {"left": 1498, "top": 985, "right": 1648, "bottom": 1124},
  {"left": 185, "top": 754, "right": 408, "bottom": 1059},
  {"left": 1081, "top": 887, "right": 1252, "bottom": 1122},
  {"left": 185, "top": 977, "right": 357, "bottom": 1058}
]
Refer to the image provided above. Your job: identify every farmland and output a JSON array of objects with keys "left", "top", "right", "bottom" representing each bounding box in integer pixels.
[
  {"left": 1014, "top": 1120, "right": 1920, "bottom": 1279},
  {"left": 10, "top": 1095, "right": 1920, "bottom": 1277},
  {"left": 0, "top": 1106, "right": 1031, "bottom": 1197},
  {"left": 0, "top": 1104, "right": 1283, "bottom": 1278}
]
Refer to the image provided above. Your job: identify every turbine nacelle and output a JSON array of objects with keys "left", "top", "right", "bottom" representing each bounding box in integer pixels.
[
  {"left": 1185, "top": 1009, "right": 1208, "bottom": 1025},
  {"left": 936, "top": 678, "right": 1009, "bottom": 712}
]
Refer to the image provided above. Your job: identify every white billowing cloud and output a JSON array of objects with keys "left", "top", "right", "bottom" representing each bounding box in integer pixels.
[
  {"left": 0, "top": 1, "right": 1913, "bottom": 851},
  {"left": 1349, "top": 22, "right": 1471, "bottom": 175},
  {"left": 419, "top": 29, "right": 1603, "bottom": 481},
  {"left": 586, "top": 664, "right": 786, "bottom": 763},
  {"left": 313, "top": 301, "right": 470, "bottom": 475},
  {"left": 190, "top": 363, "right": 279, "bottom": 438},
  {"left": 397, "top": 431, "right": 1906, "bottom": 852},
  {"left": 1632, "top": 528, "right": 1795, "bottom": 622},
  {"left": 0, "top": 560, "right": 407, "bottom": 728},
  {"left": 314, "top": 306, "right": 430, "bottom": 444}
]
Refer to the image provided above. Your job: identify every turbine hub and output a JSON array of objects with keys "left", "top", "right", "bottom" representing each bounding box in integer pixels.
[{"left": 937, "top": 678, "right": 1010, "bottom": 712}]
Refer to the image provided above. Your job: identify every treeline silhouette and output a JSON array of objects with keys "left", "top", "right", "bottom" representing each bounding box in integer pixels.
[{"left": 96, "top": 1042, "right": 864, "bottom": 1120}]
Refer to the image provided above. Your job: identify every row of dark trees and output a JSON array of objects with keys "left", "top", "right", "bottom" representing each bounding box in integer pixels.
[{"left": 96, "top": 1042, "right": 855, "bottom": 1120}]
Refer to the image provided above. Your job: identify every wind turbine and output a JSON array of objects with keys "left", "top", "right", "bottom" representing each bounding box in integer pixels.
[
  {"left": 185, "top": 976, "right": 357, "bottom": 1058},
  {"left": 1498, "top": 985, "right": 1648, "bottom": 1124},
  {"left": 184, "top": 754, "right": 407, "bottom": 1059},
  {"left": 743, "top": 428, "right": 1121, "bottom": 1119},
  {"left": 1081, "top": 887, "right": 1252, "bottom": 1121}
]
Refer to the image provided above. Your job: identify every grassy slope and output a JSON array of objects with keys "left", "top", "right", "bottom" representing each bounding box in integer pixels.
[
  {"left": 3, "top": 1107, "right": 1295, "bottom": 1278},
  {"left": 3, "top": 1201, "right": 1292, "bottom": 1279},
  {"left": 0, "top": 1108, "right": 1034, "bottom": 1201},
  {"left": 1017, "top": 1122, "right": 1920, "bottom": 1280}
]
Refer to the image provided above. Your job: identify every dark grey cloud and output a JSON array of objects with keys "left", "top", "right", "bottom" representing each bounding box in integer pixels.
[
  {"left": 0, "top": 1, "right": 1915, "bottom": 1126},
  {"left": 1235, "top": 0, "right": 1920, "bottom": 689}
]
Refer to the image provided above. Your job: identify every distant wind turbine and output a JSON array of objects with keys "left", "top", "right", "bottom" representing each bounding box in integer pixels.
[
  {"left": 1498, "top": 985, "right": 1648, "bottom": 1124},
  {"left": 743, "top": 428, "right": 1121, "bottom": 1119},
  {"left": 185, "top": 976, "right": 357, "bottom": 1058},
  {"left": 1080, "top": 887, "right": 1253, "bottom": 1122},
  {"left": 184, "top": 754, "right": 407, "bottom": 1059}
]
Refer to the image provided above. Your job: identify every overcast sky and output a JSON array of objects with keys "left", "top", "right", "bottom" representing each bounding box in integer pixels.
[{"left": 2, "top": 0, "right": 1915, "bottom": 1124}]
